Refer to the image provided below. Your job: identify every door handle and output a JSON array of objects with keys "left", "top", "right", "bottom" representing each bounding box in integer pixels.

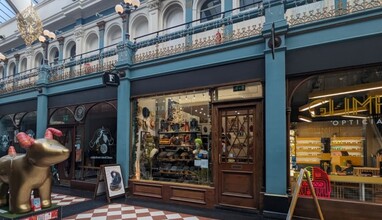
[{"left": 219, "top": 154, "right": 221, "bottom": 164}]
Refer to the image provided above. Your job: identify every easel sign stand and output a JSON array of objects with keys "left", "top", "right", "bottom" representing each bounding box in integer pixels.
[
  {"left": 287, "top": 168, "right": 324, "bottom": 220},
  {"left": 94, "top": 164, "right": 127, "bottom": 203}
]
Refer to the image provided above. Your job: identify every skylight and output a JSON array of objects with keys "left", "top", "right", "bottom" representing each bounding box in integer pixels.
[{"left": 0, "top": 0, "right": 41, "bottom": 24}]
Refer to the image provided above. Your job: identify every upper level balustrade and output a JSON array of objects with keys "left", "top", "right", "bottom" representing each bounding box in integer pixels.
[{"left": 285, "top": 0, "right": 382, "bottom": 26}]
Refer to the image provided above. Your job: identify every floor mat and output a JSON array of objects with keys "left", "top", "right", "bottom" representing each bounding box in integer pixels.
[{"left": 64, "top": 203, "right": 215, "bottom": 220}]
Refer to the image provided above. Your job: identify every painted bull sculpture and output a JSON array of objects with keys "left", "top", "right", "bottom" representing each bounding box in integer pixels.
[{"left": 0, "top": 128, "right": 70, "bottom": 213}]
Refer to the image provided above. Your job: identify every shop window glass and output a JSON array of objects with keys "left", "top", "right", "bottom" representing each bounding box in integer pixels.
[
  {"left": 19, "top": 111, "right": 37, "bottom": 153},
  {"left": 133, "top": 90, "right": 212, "bottom": 185},
  {"left": 82, "top": 102, "right": 117, "bottom": 181},
  {"left": 200, "top": 0, "right": 221, "bottom": 23},
  {"left": 289, "top": 66, "right": 382, "bottom": 203},
  {"left": 49, "top": 107, "right": 75, "bottom": 125},
  {"left": 0, "top": 115, "right": 15, "bottom": 157}
]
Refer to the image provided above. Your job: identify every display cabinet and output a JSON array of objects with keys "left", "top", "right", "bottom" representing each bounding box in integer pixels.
[
  {"left": 150, "top": 131, "right": 208, "bottom": 184},
  {"left": 295, "top": 137, "right": 322, "bottom": 165}
]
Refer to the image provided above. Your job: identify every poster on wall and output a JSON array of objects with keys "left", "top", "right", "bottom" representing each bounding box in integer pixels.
[{"left": 89, "top": 126, "right": 115, "bottom": 160}]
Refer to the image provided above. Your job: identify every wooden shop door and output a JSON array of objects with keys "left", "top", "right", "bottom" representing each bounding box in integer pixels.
[
  {"left": 214, "top": 102, "right": 263, "bottom": 210},
  {"left": 52, "top": 126, "right": 76, "bottom": 186}
]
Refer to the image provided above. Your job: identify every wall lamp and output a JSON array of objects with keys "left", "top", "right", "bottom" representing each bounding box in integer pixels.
[
  {"left": 0, "top": 52, "right": 6, "bottom": 62},
  {"left": 115, "top": 0, "right": 141, "bottom": 41},
  {"left": 39, "top": 30, "right": 56, "bottom": 65}
]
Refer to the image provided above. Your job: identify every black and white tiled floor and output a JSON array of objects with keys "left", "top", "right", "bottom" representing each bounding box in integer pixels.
[
  {"left": 50, "top": 193, "right": 213, "bottom": 219},
  {"left": 51, "top": 186, "right": 261, "bottom": 220},
  {"left": 64, "top": 203, "right": 214, "bottom": 220}
]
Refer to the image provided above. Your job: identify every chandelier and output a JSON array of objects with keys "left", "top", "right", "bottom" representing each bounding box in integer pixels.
[{"left": 16, "top": 5, "right": 43, "bottom": 46}]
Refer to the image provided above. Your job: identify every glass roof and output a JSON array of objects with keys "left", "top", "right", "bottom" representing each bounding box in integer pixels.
[{"left": 0, "top": 0, "right": 41, "bottom": 24}]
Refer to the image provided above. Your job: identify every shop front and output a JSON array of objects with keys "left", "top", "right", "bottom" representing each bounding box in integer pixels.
[
  {"left": 130, "top": 83, "right": 263, "bottom": 209},
  {"left": 128, "top": 59, "right": 265, "bottom": 210},
  {"left": 288, "top": 65, "right": 382, "bottom": 219},
  {"left": 47, "top": 87, "right": 118, "bottom": 190}
]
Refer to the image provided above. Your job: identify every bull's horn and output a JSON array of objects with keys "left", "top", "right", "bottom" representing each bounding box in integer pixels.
[
  {"left": 16, "top": 132, "right": 34, "bottom": 148},
  {"left": 45, "top": 128, "right": 63, "bottom": 139}
]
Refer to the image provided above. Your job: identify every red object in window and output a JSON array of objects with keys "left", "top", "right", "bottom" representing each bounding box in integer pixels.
[
  {"left": 215, "top": 30, "right": 222, "bottom": 44},
  {"left": 299, "top": 167, "right": 331, "bottom": 198}
]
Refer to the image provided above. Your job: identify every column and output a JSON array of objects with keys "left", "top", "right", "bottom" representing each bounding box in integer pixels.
[
  {"left": 13, "top": 54, "right": 20, "bottom": 88},
  {"left": 263, "top": 1, "right": 289, "bottom": 217},
  {"left": 117, "top": 76, "right": 131, "bottom": 186},
  {"left": 147, "top": 0, "right": 160, "bottom": 33},
  {"left": 74, "top": 26, "right": 84, "bottom": 55},
  {"left": 185, "top": 0, "right": 193, "bottom": 48},
  {"left": 26, "top": 47, "right": 33, "bottom": 70},
  {"left": 116, "top": 41, "right": 134, "bottom": 186},
  {"left": 223, "top": 0, "right": 233, "bottom": 39},
  {"left": 57, "top": 37, "right": 65, "bottom": 62},
  {"left": 14, "top": 54, "right": 20, "bottom": 75},
  {"left": 97, "top": 21, "right": 106, "bottom": 49},
  {"left": 2, "top": 59, "right": 7, "bottom": 78},
  {"left": 36, "top": 90, "right": 48, "bottom": 138}
]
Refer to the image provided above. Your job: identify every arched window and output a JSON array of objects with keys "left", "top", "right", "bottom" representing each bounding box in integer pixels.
[
  {"left": 34, "top": 53, "right": 44, "bottom": 67},
  {"left": 200, "top": 0, "right": 221, "bottom": 23},
  {"left": 86, "top": 33, "right": 99, "bottom": 52},
  {"left": 49, "top": 47, "right": 59, "bottom": 65},
  {"left": 8, "top": 62, "right": 16, "bottom": 76},
  {"left": 240, "top": 0, "right": 261, "bottom": 11},
  {"left": 164, "top": 5, "right": 184, "bottom": 32},
  {"left": 20, "top": 58, "right": 27, "bottom": 73},
  {"left": 106, "top": 25, "right": 122, "bottom": 46},
  {"left": 132, "top": 16, "right": 149, "bottom": 40}
]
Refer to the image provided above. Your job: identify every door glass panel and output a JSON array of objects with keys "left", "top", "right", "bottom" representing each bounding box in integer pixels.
[{"left": 221, "top": 108, "right": 254, "bottom": 163}]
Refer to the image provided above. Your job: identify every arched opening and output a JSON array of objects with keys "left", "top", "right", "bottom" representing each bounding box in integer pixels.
[
  {"left": 85, "top": 33, "right": 99, "bottom": 53},
  {"left": 20, "top": 58, "right": 27, "bottom": 73},
  {"left": 132, "top": 16, "right": 149, "bottom": 41},
  {"left": 200, "top": 0, "right": 221, "bottom": 22},
  {"left": 49, "top": 47, "right": 60, "bottom": 65},
  {"left": 106, "top": 25, "right": 122, "bottom": 46}
]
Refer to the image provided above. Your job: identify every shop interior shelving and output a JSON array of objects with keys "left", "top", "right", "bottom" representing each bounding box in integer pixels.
[
  {"left": 330, "top": 136, "right": 364, "bottom": 166},
  {"left": 295, "top": 137, "right": 322, "bottom": 165}
]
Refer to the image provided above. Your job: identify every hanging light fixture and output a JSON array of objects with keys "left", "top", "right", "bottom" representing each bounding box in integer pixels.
[{"left": 15, "top": 3, "right": 43, "bottom": 46}]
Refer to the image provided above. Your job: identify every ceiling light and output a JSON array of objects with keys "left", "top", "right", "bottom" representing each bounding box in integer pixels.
[
  {"left": 342, "top": 115, "right": 368, "bottom": 119},
  {"left": 298, "top": 115, "right": 312, "bottom": 122},
  {"left": 309, "top": 81, "right": 382, "bottom": 99},
  {"left": 299, "top": 100, "right": 329, "bottom": 112}
]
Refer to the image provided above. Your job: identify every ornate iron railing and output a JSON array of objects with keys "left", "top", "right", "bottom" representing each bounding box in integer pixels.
[
  {"left": 286, "top": 0, "right": 382, "bottom": 27},
  {"left": 0, "top": 68, "right": 39, "bottom": 95}
]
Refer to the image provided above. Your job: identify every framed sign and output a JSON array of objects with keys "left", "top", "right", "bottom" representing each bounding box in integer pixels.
[
  {"left": 103, "top": 72, "right": 120, "bottom": 86},
  {"left": 94, "top": 164, "right": 126, "bottom": 202}
]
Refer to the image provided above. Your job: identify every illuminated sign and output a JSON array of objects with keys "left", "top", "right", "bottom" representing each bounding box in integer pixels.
[{"left": 304, "top": 95, "right": 382, "bottom": 117}]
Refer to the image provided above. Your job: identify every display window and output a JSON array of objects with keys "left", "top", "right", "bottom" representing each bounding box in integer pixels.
[
  {"left": 48, "top": 101, "right": 117, "bottom": 184},
  {"left": 289, "top": 66, "right": 382, "bottom": 203},
  {"left": 0, "top": 115, "right": 15, "bottom": 157},
  {"left": 132, "top": 90, "right": 212, "bottom": 185}
]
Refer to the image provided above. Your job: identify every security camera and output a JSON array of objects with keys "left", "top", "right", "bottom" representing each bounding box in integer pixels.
[{"left": 0, "top": 35, "right": 4, "bottom": 40}]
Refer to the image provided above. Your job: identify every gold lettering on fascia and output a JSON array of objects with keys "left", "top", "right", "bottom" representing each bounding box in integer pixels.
[{"left": 306, "top": 95, "right": 382, "bottom": 117}]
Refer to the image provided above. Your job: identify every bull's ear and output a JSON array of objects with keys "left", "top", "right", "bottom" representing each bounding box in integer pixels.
[{"left": 16, "top": 132, "right": 34, "bottom": 148}]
